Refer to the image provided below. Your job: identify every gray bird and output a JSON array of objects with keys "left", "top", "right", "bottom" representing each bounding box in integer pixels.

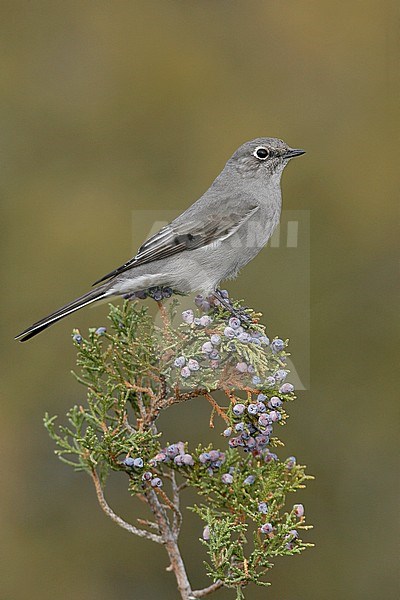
[{"left": 16, "top": 137, "right": 304, "bottom": 341}]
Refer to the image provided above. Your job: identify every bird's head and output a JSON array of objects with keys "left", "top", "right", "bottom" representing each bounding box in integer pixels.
[{"left": 228, "top": 137, "right": 305, "bottom": 179}]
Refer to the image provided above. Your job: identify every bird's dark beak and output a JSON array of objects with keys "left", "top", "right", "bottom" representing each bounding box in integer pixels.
[{"left": 283, "top": 148, "right": 306, "bottom": 159}]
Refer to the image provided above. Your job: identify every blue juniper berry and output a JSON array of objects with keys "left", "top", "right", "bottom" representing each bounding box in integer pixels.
[
  {"left": 224, "top": 326, "right": 236, "bottom": 339},
  {"left": 260, "top": 523, "right": 273, "bottom": 534},
  {"left": 210, "top": 334, "right": 221, "bottom": 346},
  {"left": 202, "top": 341, "right": 213, "bottom": 354},
  {"left": 181, "top": 310, "right": 194, "bottom": 324},
  {"left": 180, "top": 366, "right": 191, "bottom": 378},
  {"left": 243, "top": 475, "right": 256, "bottom": 485},
  {"left": 275, "top": 369, "right": 288, "bottom": 381},
  {"left": 187, "top": 359, "right": 200, "bottom": 371},
  {"left": 269, "top": 410, "right": 282, "bottom": 422},
  {"left": 280, "top": 383, "right": 295, "bottom": 394},
  {"left": 271, "top": 338, "right": 285, "bottom": 353},
  {"left": 228, "top": 317, "right": 241, "bottom": 329},
  {"left": 247, "top": 404, "right": 258, "bottom": 416},
  {"left": 151, "top": 477, "right": 163, "bottom": 488},
  {"left": 221, "top": 473, "right": 234, "bottom": 484},
  {"left": 268, "top": 396, "right": 282, "bottom": 409},
  {"left": 232, "top": 403, "right": 245, "bottom": 416},
  {"left": 286, "top": 456, "right": 297, "bottom": 469},
  {"left": 293, "top": 504, "right": 305, "bottom": 518},
  {"left": 174, "top": 356, "right": 186, "bottom": 368}
]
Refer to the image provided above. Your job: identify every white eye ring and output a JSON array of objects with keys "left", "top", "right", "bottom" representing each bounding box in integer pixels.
[{"left": 253, "top": 146, "right": 270, "bottom": 160}]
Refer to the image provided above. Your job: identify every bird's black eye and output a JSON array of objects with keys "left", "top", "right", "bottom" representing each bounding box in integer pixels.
[{"left": 254, "top": 147, "right": 269, "bottom": 160}]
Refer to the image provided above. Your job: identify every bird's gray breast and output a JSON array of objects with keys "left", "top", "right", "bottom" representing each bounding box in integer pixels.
[
  {"left": 219, "top": 200, "right": 281, "bottom": 280},
  {"left": 183, "top": 205, "right": 280, "bottom": 296}
]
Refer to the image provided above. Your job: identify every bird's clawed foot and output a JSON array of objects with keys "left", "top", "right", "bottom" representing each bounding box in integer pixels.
[
  {"left": 123, "top": 286, "right": 175, "bottom": 302},
  {"left": 212, "top": 289, "right": 252, "bottom": 324},
  {"left": 124, "top": 286, "right": 252, "bottom": 324}
]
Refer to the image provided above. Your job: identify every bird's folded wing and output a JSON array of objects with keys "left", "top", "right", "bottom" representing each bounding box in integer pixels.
[{"left": 93, "top": 205, "right": 259, "bottom": 285}]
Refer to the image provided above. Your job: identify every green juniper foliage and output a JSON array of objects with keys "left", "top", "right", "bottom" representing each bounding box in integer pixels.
[{"left": 44, "top": 293, "right": 313, "bottom": 599}]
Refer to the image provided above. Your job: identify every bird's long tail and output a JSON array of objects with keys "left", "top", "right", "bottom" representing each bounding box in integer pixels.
[{"left": 15, "top": 284, "right": 112, "bottom": 342}]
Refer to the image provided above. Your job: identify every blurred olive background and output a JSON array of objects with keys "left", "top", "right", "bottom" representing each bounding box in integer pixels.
[{"left": 1, "top": 2, "right": 398, "bottom": 599}]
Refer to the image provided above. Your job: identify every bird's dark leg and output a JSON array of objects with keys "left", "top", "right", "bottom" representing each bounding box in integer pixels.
[
  {"left": 212, "top": 289, "right": 251, "bottom": 323},
  {"left": 147, "top": 286, "right": 174, "bottom": 301}
]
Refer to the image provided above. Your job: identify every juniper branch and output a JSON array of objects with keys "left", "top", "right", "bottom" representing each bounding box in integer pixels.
[
  {"left": 190, "top": 581, "right": 223, "bottom": 598},
  {"left": 145, "top": 485, "right": 193, "bottom": 600},
  {"left": 45, "top": 297, "right": 313, "bottom": 599},
  {"left": 170, "top": 470, "right": 183, "bottom": 537},
  {"left": 90, "top": 468, "right": 162, "bottom": 544}
]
